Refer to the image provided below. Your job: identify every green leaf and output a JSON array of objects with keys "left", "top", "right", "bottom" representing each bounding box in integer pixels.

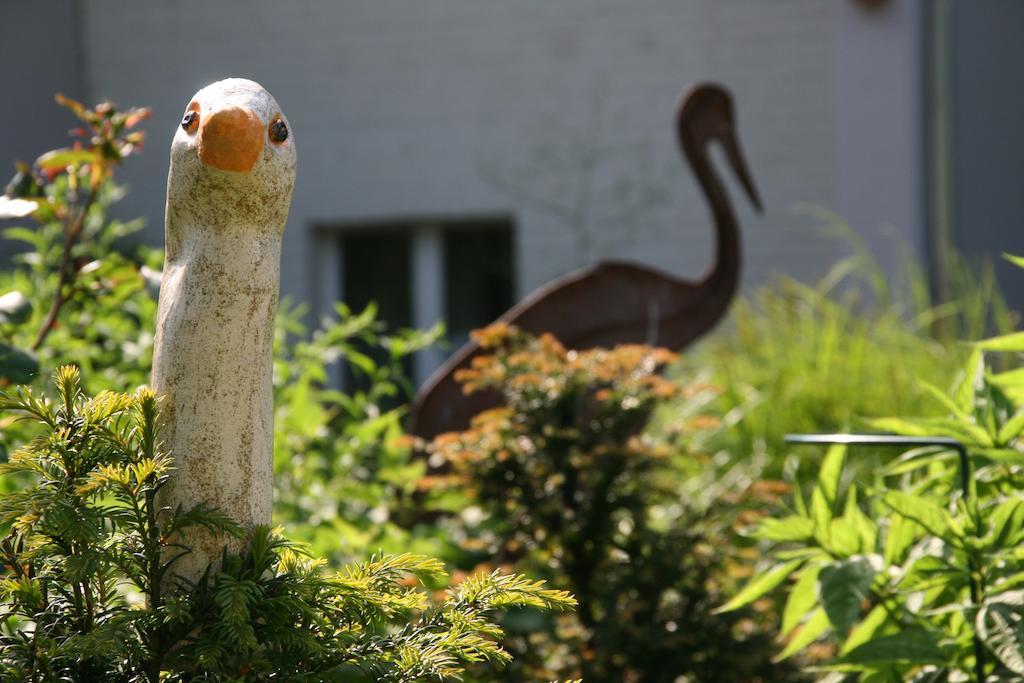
[
  {"left": 866, "top": 417, "right": 939, "bottom": 437},
  {"left": 818, "top": 444, "right": 846, "bottom": 510},
  {"left": 345, "top": 349, "right": 378, "bottom": 378},
  {"left": 772, "top": 551, "right": 830, "bottom": 567},
  {"left": 838, "top": 630, "right": 945, "bottom": 665},
  {"left": 980, "top": 379, "right": 1015, "bottom": 443},
  {"left": 0, "top": 343, "right": 38, "bottom": 384},
  {"left": 998, "top": 408, "right": 1024, "bottom": 445},
  {"left": 977, "top": 331, "right": 1024, "bottom": 352},
  {"left": 895, "top": 555, "right": 959, "bottom": 592},
  {"left": 828, "top": 517, "right": 862, "bottom": 558},
  {"left": 975, "top": 448, "right": 1024, "bottom": 466},
  {"left": 810, "top": 488, "right": 832, "bottom": 546},
  {"left": 819, "top": 556, "right": 877, "bottom": 639},
  {"left": 716, "top": 559, "right": 804, "bottom": 613},
  {"left": 811, "top": 447, "right": 844, "bottom": 546},
  {"left": 980, "top": 599, "right": 1024, "bottom": 674},
  {"left": 920, "top": 380, "right": 973, "bottom": 423},
  {"left": 991, "top": 367, "right": 1024, "bottom": 397},
  {"left": 2, "top": 226, "right": 41, "bottom": 247},
  {"left": 881, "top": 491, "right": 953, "bottom": 539},
  {"left": 0, "top": 291, "right": 31, "bottom": 326},
  {"left": 844, "top": 486, "right": 877, "bottom": 553},
  {"left": 35, "top": 148, "right": 96, "bottom": 170},
  {"left": 987, "top": 498, "right": 1024, "bottom": 551},
  {"left": 781, "top": 563, "right": 821, "bottom": 637},
  {"left": 839, "top": 603, "right": 890, "bottom": 656},
  {"left": 954, "top": 347, "right": 984, "bottom": 413},
  {"left": 792, "top": 476, "right": 808, "bottom": 517},
  {"left": 882, "top": 446, "right": 957, "bottom": 476},
  {"left": 285, "top": 373, "right": 327, "bottom": 438},
  {"left": 992, "top": 571, "right": 1024, "bottom": 594},
  {"left": 883, "top": 515, "right": 920, "bottom": 566},
  {"left": 774, "top": 606, "right": 829, "bottom": 661},
  {"left": 867, "top": 416, "right": 992, "bottom": 447},
  {"left": 164, "top": 503, "right": 245, "bottom": 539},
  {"left": 755, "top": 515, "right": 814, "bottom": 543}
]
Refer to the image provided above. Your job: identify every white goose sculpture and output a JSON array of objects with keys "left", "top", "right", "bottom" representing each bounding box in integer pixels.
[{"left": 152, "top": 78, "right": 296, "bottom": 581}]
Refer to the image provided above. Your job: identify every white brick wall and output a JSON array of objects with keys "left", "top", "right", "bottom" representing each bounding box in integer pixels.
[{"left": 79, "top": 1, "right": 916, "bottom": 317}]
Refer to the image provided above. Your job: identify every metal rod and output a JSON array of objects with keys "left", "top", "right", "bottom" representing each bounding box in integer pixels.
[{"left": 785, "top": 433, "right": 984, "bottom": 681}]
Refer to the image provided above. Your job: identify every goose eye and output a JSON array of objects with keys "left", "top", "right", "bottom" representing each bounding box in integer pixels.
[
  {"left": 269, "top": 118, "right": 288, "bottom": 144},
  {"left": 181, "top": 111, "right": 199, "bottom": 134}
]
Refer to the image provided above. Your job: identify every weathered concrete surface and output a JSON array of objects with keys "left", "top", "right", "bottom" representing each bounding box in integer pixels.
[{"left": 152, "top": 79, "right": 296, "bottom": 582}]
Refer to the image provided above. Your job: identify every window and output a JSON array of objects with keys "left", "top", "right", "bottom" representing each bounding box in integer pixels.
[
  {"left": 339, "top": 230, "right": 413, "bottom": 392},
  {"left": 443, "top": 226, "right": 515, "bottom": 349},
  {"left": 328, "top": 218, "right": 515, "bottom": 391}
]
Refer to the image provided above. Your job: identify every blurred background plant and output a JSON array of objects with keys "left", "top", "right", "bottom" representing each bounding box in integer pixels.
[
  {"left": 272, "top": 300, "right": 451, "bottom": 562},
  {"left": 0, "top": 95, "right": 157, "bottom": 473},
  {"left": 425, "top": 324, "right": 801, "bottom": 682},
  {"left": 673, "top": 206, "right": 1015, "bottom": 490},
  {"left": 0, "top": 94, "right": 154, "bottom": 391}
]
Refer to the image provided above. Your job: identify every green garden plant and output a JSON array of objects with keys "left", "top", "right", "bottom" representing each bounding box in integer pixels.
[
  {"left": 720, "top": 281, "right": 1024, "bottom": 680},
  {"left": 0, "top": 95, "right": 155, "bottom": 393},
  {"left": 0, "top": 366, "right": 575, "bottom": 681},
  {"left": 428, "top": 324, "right": 798, "bottom": 682},
  {"left": 0, "top": 96, "right": 158, "bottom": 479},
  {"left": 273, "top": 300, "right": 449, "bottom": 562}
]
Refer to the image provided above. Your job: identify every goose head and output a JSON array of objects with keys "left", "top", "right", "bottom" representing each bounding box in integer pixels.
[{"left": 166, "top": 78, "right": 296, "bottom": 238}]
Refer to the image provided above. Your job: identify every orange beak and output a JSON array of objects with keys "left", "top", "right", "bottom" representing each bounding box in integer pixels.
[{"left": 198, "top": 107, "right": 264, "bottom": 173}]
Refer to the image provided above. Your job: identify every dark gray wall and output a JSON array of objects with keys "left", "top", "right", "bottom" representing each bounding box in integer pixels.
[
  {"left": 950, "top": 0, "right": 1024, "bottom": 308},
  {"left": 0, "top": 1, "right": 85, "bottom": 262}
]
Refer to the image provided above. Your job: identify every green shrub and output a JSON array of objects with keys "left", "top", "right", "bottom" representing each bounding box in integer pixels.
[
  {"left": 0, "top": 366, "right": 574, "bottom": 681},
  {"left": 427, "top": 324, "right": 799, "bottom": 682}
]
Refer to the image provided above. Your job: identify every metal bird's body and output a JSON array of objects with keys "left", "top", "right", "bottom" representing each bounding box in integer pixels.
[{"left": 410, "top": 83, "right": 760, "bottom": 439}]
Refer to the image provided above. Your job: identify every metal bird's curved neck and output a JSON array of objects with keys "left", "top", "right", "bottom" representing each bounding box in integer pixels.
[
  {"left": 677, "top": 86, "right": 760, "bottom": 310},
  {"left": 688, "top": 139, "right": 737, "bottom": 296},
  {"left": 682, "top": 132, "right": 741, "bottom": 306}
]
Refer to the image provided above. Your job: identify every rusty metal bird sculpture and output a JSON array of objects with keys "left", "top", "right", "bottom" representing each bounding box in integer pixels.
[{"left": 409, "top": 83, "right": 762, "bottom": 439}]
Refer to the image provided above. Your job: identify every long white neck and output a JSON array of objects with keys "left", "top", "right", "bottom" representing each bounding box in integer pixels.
[{"left": 152, "top": 203, "right": 282, "bottom": 581}]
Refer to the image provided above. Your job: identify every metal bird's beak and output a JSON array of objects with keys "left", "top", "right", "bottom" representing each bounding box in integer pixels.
[
  {"left": 720, "top": 126, "right": 763, "bottom": 213},
  {"left": 198, "top": 107, "right": 264, "bottom": 173}
]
